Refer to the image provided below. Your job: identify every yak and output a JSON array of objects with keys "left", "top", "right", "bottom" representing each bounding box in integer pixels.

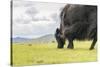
[{"left": 55, "top": 4, "right": 97, "bottom": 50}]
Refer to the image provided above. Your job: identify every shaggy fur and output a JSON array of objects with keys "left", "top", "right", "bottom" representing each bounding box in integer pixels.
[{"left": 55, "top": 4, "right": 97, "bottom": 50}]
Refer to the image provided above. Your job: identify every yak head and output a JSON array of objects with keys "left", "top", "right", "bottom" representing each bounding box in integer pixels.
[{"left": 55, "top": 28, "right": 65, "bottom": 48}]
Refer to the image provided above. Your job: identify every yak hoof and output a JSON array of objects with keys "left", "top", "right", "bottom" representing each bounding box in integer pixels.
[
  {"left": 67, "top": 46, "right": 74, "bottom": 49},
  {"left": 57, "top": 47, "right": 64, "bottom": 49},
  {"left": 67, "top": 47, "right": 74, "bottom": 49}
]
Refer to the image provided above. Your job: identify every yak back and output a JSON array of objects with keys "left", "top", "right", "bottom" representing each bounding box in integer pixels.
[{"left": 60, "top": 4, "right": 97, "bottom": 40}]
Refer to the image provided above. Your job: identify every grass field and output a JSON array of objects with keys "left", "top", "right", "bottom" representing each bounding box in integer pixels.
[{"left": 12, "top": 41, "right": 97, "bottom": 66}]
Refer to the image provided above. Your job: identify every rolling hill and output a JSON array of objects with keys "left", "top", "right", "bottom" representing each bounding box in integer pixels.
[{"left": 12, "top": 34, "right": 56, "bottom": 43}]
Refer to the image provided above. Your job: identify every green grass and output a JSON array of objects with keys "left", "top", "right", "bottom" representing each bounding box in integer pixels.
[{"left": 12, "top": 41, "right": 97, "bottom": 66}]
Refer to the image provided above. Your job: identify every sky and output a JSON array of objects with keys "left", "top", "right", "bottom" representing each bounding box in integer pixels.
[{"left": 12, "top": 0, "right": 66, "bottom": 38}]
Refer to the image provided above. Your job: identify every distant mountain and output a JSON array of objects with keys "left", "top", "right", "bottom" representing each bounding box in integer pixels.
[
  {"left": 12, "top": 34, "right": 56, "bottom": 43},
  {"left": 12, "top": 37, "right": 32, "bottom": 43},
  {"left": 32, "top": 34, "right": 55, "bottom": 43}
]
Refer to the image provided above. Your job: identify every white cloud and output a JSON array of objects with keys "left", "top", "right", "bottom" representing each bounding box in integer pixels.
[{"left": 13, "top": 1, "right": 66, "bottom": 38}]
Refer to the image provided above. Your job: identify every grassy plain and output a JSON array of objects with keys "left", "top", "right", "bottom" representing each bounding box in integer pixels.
[{"left": 12, "top": 41, "right": 97, "bottom": 66}]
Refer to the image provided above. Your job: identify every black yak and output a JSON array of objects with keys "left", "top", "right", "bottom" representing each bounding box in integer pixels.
[{"left": 55, "top": 4, "right": 97, "bottom": 50}]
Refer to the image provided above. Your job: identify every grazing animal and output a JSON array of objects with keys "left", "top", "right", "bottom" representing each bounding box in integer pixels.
[{"left": 55, "top": 4, "right": 97, "bottom": 50}]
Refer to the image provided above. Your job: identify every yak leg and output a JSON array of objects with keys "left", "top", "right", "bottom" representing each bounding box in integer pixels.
[
  {"left": 67, "top": 38, "right": 74, "bottom": 49},
  {"left": 89, "top": 38, "right": 97, "bottom": 50}
]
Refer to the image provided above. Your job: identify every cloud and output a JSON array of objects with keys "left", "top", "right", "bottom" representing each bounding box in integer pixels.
[
  {"left": 13, "top": 20, "right": 57, "bottom": 38},
  {"left": 32, "top": 16, "right": 50, "bottom": 21},
  {"left": 25, "top": 6, "right": 50, "bottom": 22},
  {"left": 14, "top": 14, "right": 31, "bottom": 24},
  {"left": 51, "top": 13, "right": 59, "bottom": 22},
  {"left": 13, "top": 4, "right": 39, "bottom": 24},
  {"left": 25, "top": 7, "right": 38, "bottom": 17},
  {"left": 13, "top": 1, "right": 34, "bottom": 7},
  {"left": 13, "top": 1, "right": 66, "bottom": 38}
]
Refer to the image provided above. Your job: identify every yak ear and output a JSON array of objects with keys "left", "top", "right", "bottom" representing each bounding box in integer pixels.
[
  {"left": 56, "top": 28, "right": 60, "bottom": 33},
  {"left": 56, "top": 28, "right": 60, "bottom": 34},
  {"left": 55, "top": 28, "right": 60, "bottom": 37}
]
